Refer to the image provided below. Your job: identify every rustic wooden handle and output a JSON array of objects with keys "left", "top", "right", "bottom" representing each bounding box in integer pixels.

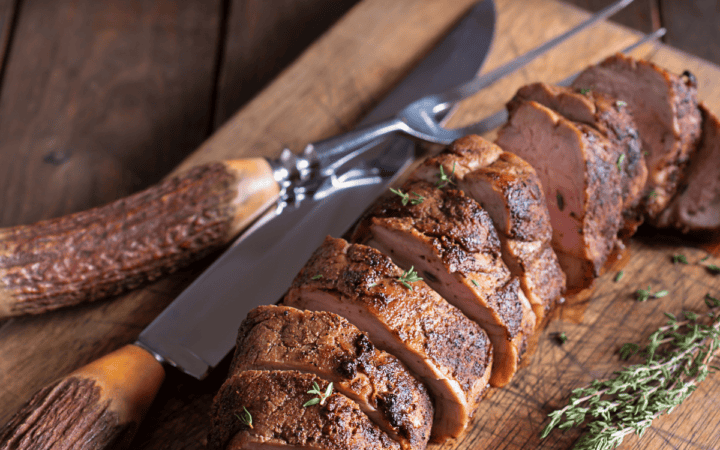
[
  {"left": 0, "top": 158, "right": 280, "bottom": 319},
  {"left": 0, "top": 344, "right": 165, "bottom": 450}
]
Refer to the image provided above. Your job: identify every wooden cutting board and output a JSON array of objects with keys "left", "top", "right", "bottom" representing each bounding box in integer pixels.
[{"left": 1, "top": 0, "right": 719, "bottom": 448}]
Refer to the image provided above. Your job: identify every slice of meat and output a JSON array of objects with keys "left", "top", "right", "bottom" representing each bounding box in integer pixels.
[
  {"left": 572, "top": 53, "right": 702, "bottom": 219},
  {"left": 230, "top": 305, "right": 433, "bottom": 450},
  {"left": 413, "top": 136, "right": 565, "bottom": 321},
  {"left": 351, "top": 179, "right": 534, "bottom": 388},
  {"left": 284, "top": 236, "right": 493, "bottom": 440},
  {"left": 496, "top": 101, "right": 624, "bottom": 290},
  {"left": 208, "top": 370, "right": 401, "bottom": 450},
  {"left": 656, "top": 103, "right": 720, "bottom": 232},
  {"left": 509, "top": 82, "right": 647, "bottom": 236}
]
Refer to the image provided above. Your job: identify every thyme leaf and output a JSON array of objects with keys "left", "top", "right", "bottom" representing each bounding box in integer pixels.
[
  {"left": 397, "top": 266, "right": 423, "bottom": 291},
  {"left": 672, "top": 254, "right": 689, "bottom": 264},
  {"left": 303, "top": 381, "right": 333, "bottom": 407},
  {"left": 390, "top": 188, "right": 425, "bottom": 206},
  {"left": 636, "top": 286, "right": 668, "bottom": 302},
  {"left": 614, "top": 271, "right": 624, "bottom": 283},
  {"left": 616, "top": 154, "right": 625, "bottom": 171},
  {"left": 235, "top": 406, "right": 253, "bottom": 429},
  {"left": 435, "top": 162, "right": 456, "bottom": 188}
]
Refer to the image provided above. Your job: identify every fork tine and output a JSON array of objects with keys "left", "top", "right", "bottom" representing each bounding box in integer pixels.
[
  {"left": 433, "top": 0, "right": 635, "bottom": 112},
  {"left": 456, "top": 27, "right": 668, "bottom": 138}
]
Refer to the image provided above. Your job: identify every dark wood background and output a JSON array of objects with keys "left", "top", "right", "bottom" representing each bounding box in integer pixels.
[{"left": 0, "top": 0, "right": 719, "bottom": 449}]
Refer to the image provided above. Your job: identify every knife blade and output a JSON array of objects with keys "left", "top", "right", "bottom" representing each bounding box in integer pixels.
[{"left": 0, "top": 1, "right": 496, "bottom": 448}]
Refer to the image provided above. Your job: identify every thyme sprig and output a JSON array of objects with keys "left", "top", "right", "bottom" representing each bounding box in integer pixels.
[
  {"left": 397, "top": 266, "right": 423, "bottom": 291},
  {"left": 435, "top": 162, "right": 456, "bottom": 188},
  {"left": 541, "top": 302, "right": 720, "bottom": 450},
  {"left": 303, "top": 381, "right": 333, "bottom": 407},
  {"left": 389, "top": 188, "right": 425, "bottom": 206},
  {"left": 235, "top": 406, "right": 253, "bottom": 429}
]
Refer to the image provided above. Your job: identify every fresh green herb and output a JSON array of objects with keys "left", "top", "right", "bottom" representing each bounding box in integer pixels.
[
  {"left": 647, "top": 190, "right": 658, "bottom": 198},
  {"left": 471, "top": 279, "right": 480, "bottom": 287},
  {"left": 311, "top": 274, "right": 323, "bottom": 280},
  {"left": 556, "top": 332, "right": 568, "bottom": 344},
  {"left": 541, "top": 303, "right": 720, "bottom": 450},
  {"left": 700, "top": 254, "right": 710, "bottom": 262},
  {"left": 303, "top": 381, "right": 334, "bottom": 407},
  {"left": 705, "top": 293, "right": 720, "bottom": 308},
  {"left": 556, "top": 191, "right": 565, "bottom": 211},
  {"left": 615, "top": 100, "right": 627, "bottom": 107},
  {"left": 368, "top": 282, "right": 377, "bottom": 288},
  {"left": 579, "top": 87, "right": 592, "bottom": 95},
  {"left": 235, "top": 406, "right": 253, "bottom": 429},
  {"left": 616, "top": 154, "right": 625, "bottom": 171},
  {"left": 635, "top": 286, "right": 668, "bottom": 302},
  {"left": 435, "top": 162, "right": 456, "bottom": 188},
  {"left": 672, "top": 254, "right": 689, "bottom": 264},
  {"left": 397, "top": 266, "right": 423, "bottom": 291},
  {"left": 635, "top": 286, "right": 652, "bottom": 302},
  {"left": 706, "top": 264, "right": 720, "bottom": 275},
  {"left": 389, "top": 188, "right": 425, "bottom": 205},
  {"left": 614, "top": 271, "right": 624, "bottom": 282}
]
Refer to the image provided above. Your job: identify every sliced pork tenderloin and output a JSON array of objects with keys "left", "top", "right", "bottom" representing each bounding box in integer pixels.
[
  {"left": 656, "top": 103, "right": 720, "bottom": 232},
  {"left": 351, "top": 179, "right": 534, "bottom": 388},
  {"left": 509, "top": 82, "right": 647, "bottom": 236},
  {"left": 496, "top": 101, "right": 624, "bottom": 290},
  {"left": 572, "top": 53, "right": 702, "bottom": 219},
  {"left": 230, "top": 305, "right": 433, "bottom": 450},
  {"left": 284, "top": 236, "right": 493, "bottom": 440},
  {"left": 208, "top": 370, "right": 401, "bottom": 450},
  {"left": 413, "top": 136, "right": 565, "bottom": 322}
]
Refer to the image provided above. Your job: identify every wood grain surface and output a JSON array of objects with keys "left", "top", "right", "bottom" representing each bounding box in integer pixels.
[
  {"left": 1, "top": 1, "right": 720, "bottom": 449},
  {"left": 0, "top": 0, "right": 220, "bottom": 227}
]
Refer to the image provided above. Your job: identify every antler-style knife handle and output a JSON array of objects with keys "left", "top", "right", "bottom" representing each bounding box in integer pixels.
[
  {"left": 0, "top": 345, "right": 165, "bottom": 450},
  {"left": 0, "top": 158, "right": 280, "bottom": 319}
]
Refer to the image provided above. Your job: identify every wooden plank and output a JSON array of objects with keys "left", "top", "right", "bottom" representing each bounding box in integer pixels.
[
  {"left": 660, "top": 0, "right": 720, "bottom": 67},
  {"left": 0, "top": 0, "right": 220, "bottom": 228},
  {"left": 1, "top": 0, "right": 720, "bottom": 449},
  {"left": 213, "top": 0, "right": 359, "bottom": 128}
]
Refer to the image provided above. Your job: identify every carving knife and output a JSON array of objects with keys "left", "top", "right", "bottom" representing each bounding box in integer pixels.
[{"left": 0, "top": 1, "right": 497, "bottom": 448}]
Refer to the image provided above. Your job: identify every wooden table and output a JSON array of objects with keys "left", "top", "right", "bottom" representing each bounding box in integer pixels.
[{"left": 1, "top": 0, "right": 720, "bottom": 449}]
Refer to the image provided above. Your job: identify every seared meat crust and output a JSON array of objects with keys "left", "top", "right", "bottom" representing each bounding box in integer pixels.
[
  {"left": 496, "top": 101, "right": 623, "bottom": 290},
  {"left": 230, "top": 305, "right": 433, "bottom": 450},
  {"left": 209, "top": 370, "right": 401, "bottom": 450},
  {"left": 509, "top": 82, "right": 647, "bottom": 236},
  {"left": 284, "top": 236, "right": 493, "bottom": 439},
  {"left": 413, "top": 136, "right": 565, "bottom": 321},
  {"left": 572, "top": 53, "right": 702, "bottom": 219},
  {"left": 657, "top": 103, "right": 720, "bottom": 232},
  {"left": 352, "top": 179, "right": 533, "bottom": 387}
]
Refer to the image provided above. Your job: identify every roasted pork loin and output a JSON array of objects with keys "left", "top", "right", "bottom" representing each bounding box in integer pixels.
[
  {"left": 230, "top": 305, "right": 433, "bottom": 450},
  {"left": 496, "top": 101, "right": 624, "bottom": 290},
  {"left": 284, "top": 236, "right": 493, "bottom": 439},
  {"left": 352, "top": 179, "right": 534, "bottom": 388},
  {"left": 413, "top": 135, "right": 565, "bottom": 321},
  {"left": 209, "top": 370, "right": 401, "bottom": 450},
  {"left": 572, "top": 53, "right": 702, "bottom": 219},
  {"left": 509, "top": 82, "right": 647, "bottom": 236},
  {"left": 656, "top": 104, "right": 720, "bottom": 232}
]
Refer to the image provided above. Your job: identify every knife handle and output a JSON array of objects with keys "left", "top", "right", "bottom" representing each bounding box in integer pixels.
[
  {"left": 0, "top": 344, "right": 165, "bottom": 450},
  {"left": 0, "top": 158, "right": 280, "bottom": 319}
]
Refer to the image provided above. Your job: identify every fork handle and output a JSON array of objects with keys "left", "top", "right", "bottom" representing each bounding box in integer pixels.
[{"left": 0, "top": 158, "right": 280, "bottom": 319}]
